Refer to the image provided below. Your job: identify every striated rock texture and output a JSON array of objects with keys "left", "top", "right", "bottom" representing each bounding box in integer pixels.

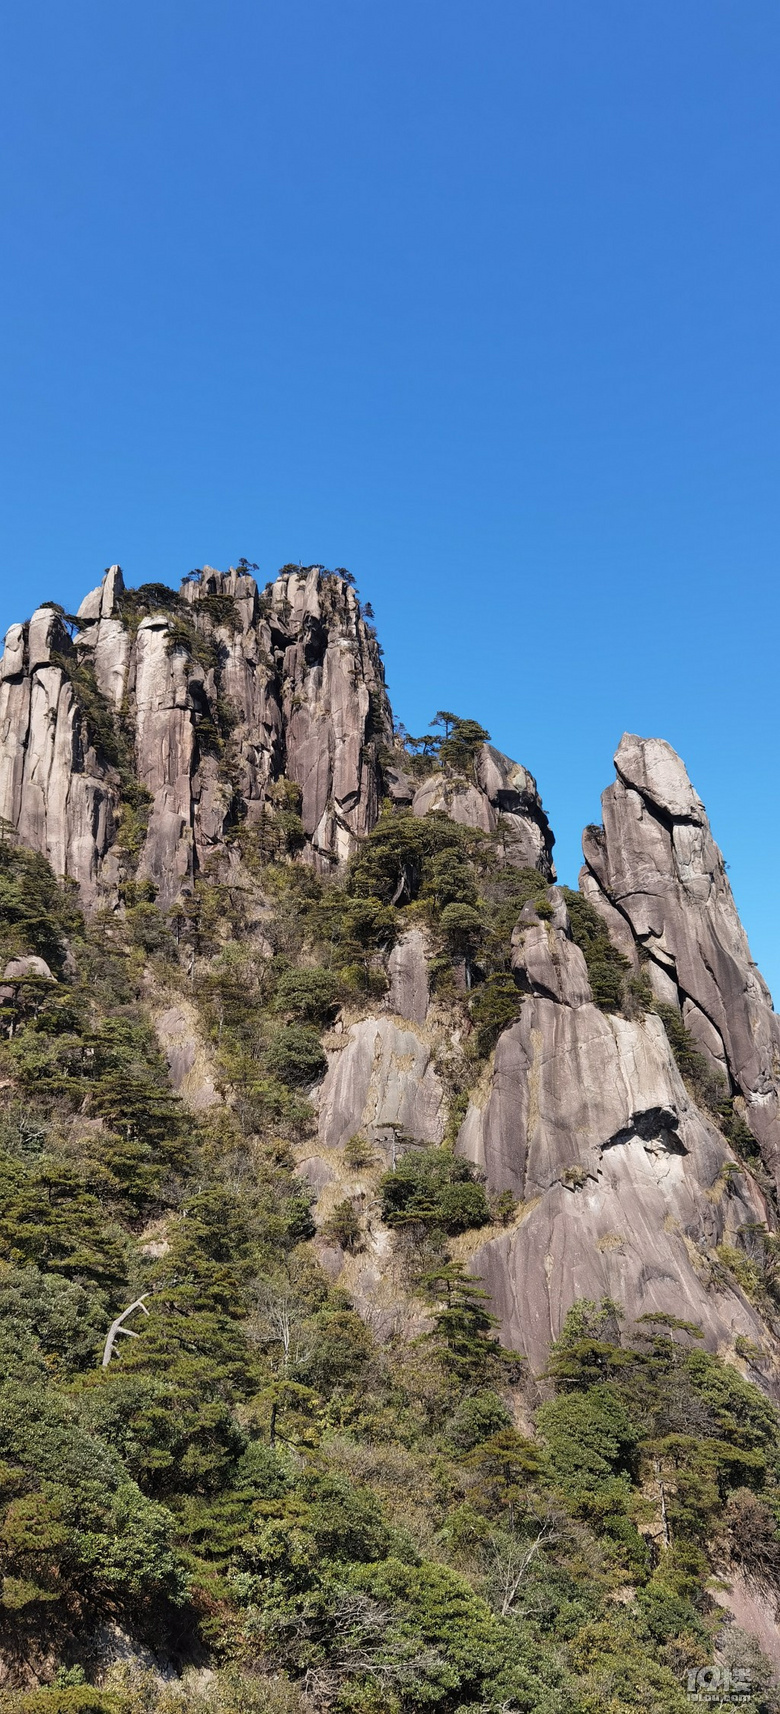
[
  {"left": 582, "top": 735, "right": 780, "bottom": 1187},
  {"left": 0, "top": 565, "right": 394, "bottom": 905},
  {"left": 0, "top": 606, "right": 121, "bottom": 907},
  {"left": 459, "top": 892, "right": 777, "bottom": 1377},
  {"left": 0, "top": 564, "right": 557, "bottom": 909},
  {"left": 384, "top": 928, "right": 430, "bottom": 1025},
  {"left": 317, "top": 1016, "right": 445, "bottom": 1156}
]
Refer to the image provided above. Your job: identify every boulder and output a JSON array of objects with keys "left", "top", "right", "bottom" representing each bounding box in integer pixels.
[
  {"left": 2, "top": 956, "right": 54, "bottom": 981},
  {"left": 411, "top": 744, "right": 555, "bottom": 876}
]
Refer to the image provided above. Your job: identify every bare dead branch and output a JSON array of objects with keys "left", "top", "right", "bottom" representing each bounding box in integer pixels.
[{"left": 101, "top": 1294, "right": 150, "bottom": 1367}]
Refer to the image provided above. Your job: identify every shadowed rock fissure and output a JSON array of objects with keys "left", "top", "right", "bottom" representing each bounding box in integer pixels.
[{"left": 601, "top": 1106, "right": 688, "bottom": 1156}]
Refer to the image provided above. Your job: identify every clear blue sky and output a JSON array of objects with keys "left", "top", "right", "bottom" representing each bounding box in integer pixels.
[{"left": 1, "top": 2, "right": 779, "bottom": 998}]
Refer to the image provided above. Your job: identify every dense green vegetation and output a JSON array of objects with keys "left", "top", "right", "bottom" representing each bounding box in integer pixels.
[{"left": 1, "top": 771, "right": 780, "bottom": 1710}]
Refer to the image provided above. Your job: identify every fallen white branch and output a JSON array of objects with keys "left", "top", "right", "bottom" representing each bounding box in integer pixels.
[{"left": 102, "top": 1295, "right": 150, "bottom": 1367}]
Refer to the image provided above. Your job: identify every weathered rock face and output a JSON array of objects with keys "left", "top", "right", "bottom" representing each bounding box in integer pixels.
[
  {"left": 317, "top": 1016, "right": 445, "bottom": 1156},
  {"left": 153, "top": 999, "right": 220, "bottom": 1112},
  {"left": 0, "top": 606, "right": 121, "bottom": 907},
  {"left": 384, "top": 928, "right": 430, "bottom": 1024},
  {"left": 582, "top": 735, "right": 780, "bottom": 1187},
  {"left": 1, "top": 564, "right": 558, "bottom": 909},
  {"left": 4, "top": 563, "right": 780, "bottom": 1404},
  {"left": 0, "top": 565, "right": 394, "bottom": 906},
  {"left": 459, "top": 897, "right": 777, "bottom": 1378},
  {"left": 412, "top": 743, "right": 555, "bottom": 878}
]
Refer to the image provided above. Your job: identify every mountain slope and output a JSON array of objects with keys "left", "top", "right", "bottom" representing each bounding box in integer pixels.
[{"left": 0, "top": 562, "right": 779, "bottom": 1711}]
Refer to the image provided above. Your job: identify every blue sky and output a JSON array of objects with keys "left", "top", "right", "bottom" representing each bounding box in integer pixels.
[{"left": 1, "top": 1, "right": 779, "bottom": 997}]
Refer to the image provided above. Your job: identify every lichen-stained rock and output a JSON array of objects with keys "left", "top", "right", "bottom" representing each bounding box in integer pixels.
[
  {"left": 2, "top": 955, "right": 54, "bottom": 981},
  {"left": 412, "top": 771, "right": 494, "bottom": 833},
  {"left": 712, "top": 1572, "right": 780, "bottom": 1675},
  {"left": 385, "top": 764, "right": 414, "bottom": 806},
  {"left": 458, "top": 1000, "right": 689, "bottom": 1199},
  {"left": 134, "top": 563, "right": 390, "bottom": 883},
  {"left": 583, "top": 734, "right": 780, "bottom": 1185},
  {"left": 2, "top": 565, "right": 557, "bottom": 919},
  {"left": 476, "top": 744, "right": 555, "bottom": 874},
  {"left": 271, "top": 569, "right": 392, "bottom": 863},
  {"left": 579, "top": 863, "right": 640, "bottom": 968},
  {"left": 317, "top": 1016, "right": 445, "bottom": 1154},
  {"left": 0, "top": 623, "right": 26, "bottom": 681},
  {"left": 153, "top": 1001, "right": 220, "bottom": 1111},
  {"left": 133, "top": 615, "right": 200, "bottom": 902},
  {"left": 385, "top": 928, "right": 430, "bottom": 1024},
  {"left": 471, "top": 1146, "right": 772, "bottom": 1378},
  {"left": 0, "top": 607, "right": 119, "bottom": 905},
  {"left": 76, "top": 564, "right": 130, "bottom": 709},
  {"left": 682, "top": 997, "right": 729, "bottom": 1079}
]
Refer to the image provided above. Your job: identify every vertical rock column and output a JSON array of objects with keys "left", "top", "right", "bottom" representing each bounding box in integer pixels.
[
  {"left": 0, "top": 606, "right": 119, "bottom": 905},
  {"left": 581, "top": 735, "right": 780, "bottom": 1188}
]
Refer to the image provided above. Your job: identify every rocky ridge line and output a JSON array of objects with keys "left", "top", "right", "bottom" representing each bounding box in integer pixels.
[{"left": 0, "top": 564, "right": 553, "bottom": 909}]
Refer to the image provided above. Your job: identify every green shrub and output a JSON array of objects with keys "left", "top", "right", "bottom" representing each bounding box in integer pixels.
[
  {"left": 537, "top": 1385, "right": 638, "bottom": 1497},
  {"left": 272, "top": 966, "right": 339, "bottom": 1023},
  {"left": 0, "top": 836, "right": 82, "bottom": 974},
  {"left": 440, "top": 901, "right": 483, "bottom": 957},
  {"left": 443, "top": 1390, "right": 513, "bottom": 1452},
  {"left": 265, "top": 1025, "right": 327, "bottom": 1088},
  {"left": 323, "top": 1199, "right": 362, "bottom": 1251},
  {"left": 0, "top": 1381, "right": 186, "bottom": 1615},
  {"left": 468, "top": 973, "right": 522, "bottom": 1055},
  {"left": 437, "top": 717, "right": 490, "bottom": 773},
  {"left": 343, "top": 1133, "right": 376, "bottom": 1169},
  {"left": 0, "top": 1690, "right": 118, "bottom": 1712},
  {"left": 125, "top": 902, "right": 177, "bottom": 956},
  {"left": 655, "top": 1002, "right": 727, "bottom": 1111},
  {"left": 347, "top": 807, "right": 478, "bottom": 910},
  {"left": 380, "top": 1147, "right": 490, "bottom": 1233},
  {"left": 561, "top": 888, "right": 630, "bottom": 1013},
  {"left": 422, "top": 1262, "right": 516, "bottom": 1385},
  {"left": 307, "top": 890, "right": 397, "bottom": 983}
]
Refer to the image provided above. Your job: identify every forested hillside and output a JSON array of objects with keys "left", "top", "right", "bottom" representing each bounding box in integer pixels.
[{"left": 1, "top": 564, "right": 780, "bottom": 1711}]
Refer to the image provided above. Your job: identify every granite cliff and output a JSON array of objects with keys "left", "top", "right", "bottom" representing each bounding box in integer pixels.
[
  {"left": 3, "top": 561, "right": 780, "bottom": 1701},
  {"left": 1, "top": 563, "right": 778, "bottom": 1383},
  {"left": 0, "top": 564, "right": 392, "bottom": 905}
]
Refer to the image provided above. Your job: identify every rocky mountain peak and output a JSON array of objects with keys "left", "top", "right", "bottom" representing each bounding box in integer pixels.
[
  {"left": 3, "top": 572, "right": 780, "bottom": 1693},
  {"left": 0, "top": 564, "right": 395, "bottom": 905},
  {"left": 0, "top": 563, "right": 553, "bottom": 912}
]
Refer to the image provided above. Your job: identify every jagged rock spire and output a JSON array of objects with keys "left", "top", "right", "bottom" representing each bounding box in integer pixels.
[
  {"left": 0, "top": 562, "right": 553, "bottom": 909},
  {"left": 0, "top": 565, "right": 395, "bottom": 904},
  {"left": 582, "top": 734, "right": 780, "bottom": 1186}
]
